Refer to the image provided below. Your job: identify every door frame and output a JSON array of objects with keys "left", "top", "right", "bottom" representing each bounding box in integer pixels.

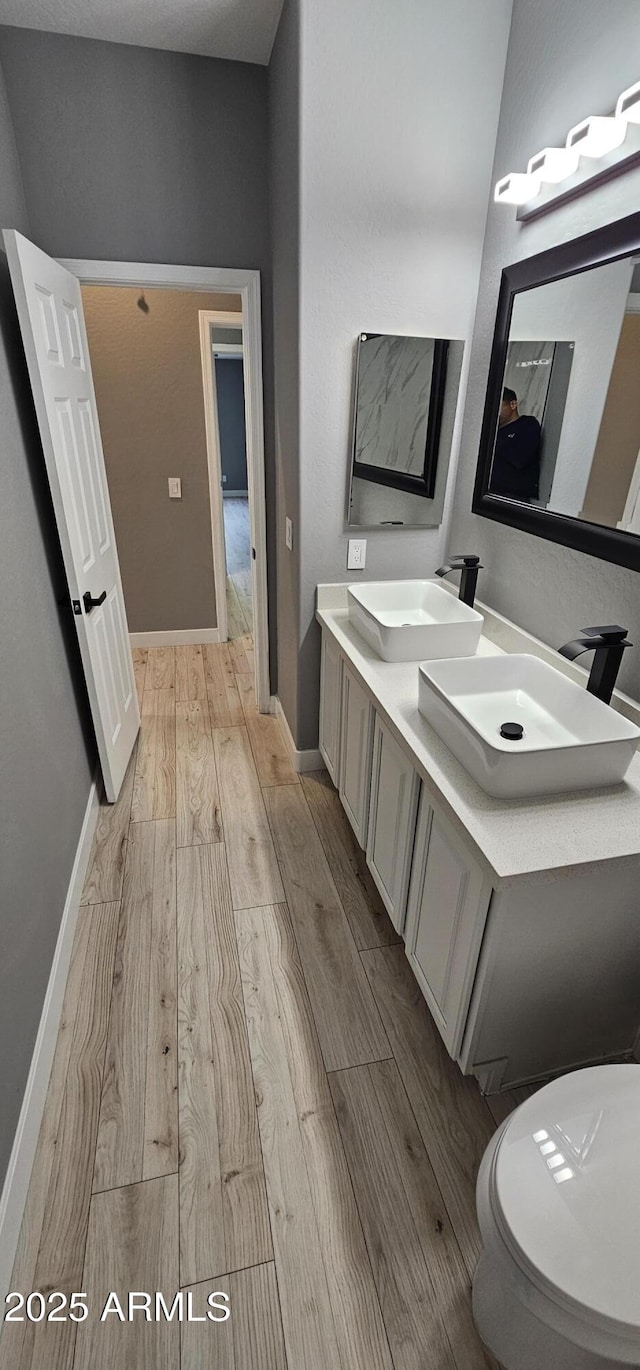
[{"left": 60, "top": 258, "right": 271, "bottom": 712}]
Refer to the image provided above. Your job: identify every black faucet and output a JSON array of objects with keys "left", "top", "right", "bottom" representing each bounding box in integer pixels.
[
  {"left": 558, "top": 625, "right": 632, "bottom": 705},
  {"left": 435, "top": 554, "right": 483, "bottom": 609}
]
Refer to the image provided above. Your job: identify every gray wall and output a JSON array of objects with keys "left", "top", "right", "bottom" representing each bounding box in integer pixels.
[
  {"left": 268, "top": 0, "right": 301, "bottom": 739},
  {"left": 0, "top": 25, "right": 277, "bottom": 675},
  {"left": 0, "top": 57, "right": 94, "bottom": 1186},
  {"left": 278, "top": 0, "right": 512, "bottom": 749},
  {"left": 216, "top": 358, "right": 248, "bottom": 494},
  {"left": 450, "top": 0, "right": 640, "bottom": 702}
]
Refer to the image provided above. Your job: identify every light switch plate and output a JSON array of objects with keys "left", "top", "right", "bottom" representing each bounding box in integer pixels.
[
  {"left": 168, "top": 477, "right": 182, "bottom": 499},
  {"left": 347, "top": 538, "right": 366, "bottom": 570},
  {"left": 285, "top": 516, "right": 293, "bottom": 551}
]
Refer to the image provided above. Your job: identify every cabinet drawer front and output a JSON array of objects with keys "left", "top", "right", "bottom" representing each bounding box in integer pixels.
[
  {"left": 366, "top": 716, "right": 420, "bottom": 933},
  {"left": 339, "top": 666, "right": 374, "bottom": 848},
  {"left": 405, "top": 795, "right": 490, "bottom": 1057},
  {"left": 319, "top": 632, "right": 343, "bottom": 783}
]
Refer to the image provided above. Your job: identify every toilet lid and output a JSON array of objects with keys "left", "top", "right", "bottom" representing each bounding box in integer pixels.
[{"left": 490, "top": 1065, "right": 640, "bottom": 1336}]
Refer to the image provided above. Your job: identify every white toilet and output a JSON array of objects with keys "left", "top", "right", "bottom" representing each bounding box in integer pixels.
[{"left": 473, "top": 1065, "right": 640, "bottom": 1369}]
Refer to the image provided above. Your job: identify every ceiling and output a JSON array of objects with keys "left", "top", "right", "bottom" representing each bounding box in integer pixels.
[{"left": 0, "top": 0, "right": 284, "bottom": 65}]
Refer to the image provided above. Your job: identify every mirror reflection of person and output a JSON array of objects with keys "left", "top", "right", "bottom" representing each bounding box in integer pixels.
[{"left": 491, "top": 387, "right": 542, "bottom": 501}]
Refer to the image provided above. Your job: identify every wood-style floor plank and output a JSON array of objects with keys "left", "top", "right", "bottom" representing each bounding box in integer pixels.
[
  {"left": 177, "top": 844, "right": 271, "bottom": 1285},
  {"left": 175, "top": 644, "right": 207, "bottom": 701},
  {"left": 236, "top": 904, "right": 343, "bottom": 1369},
  {"left": 330, "top": 1059, "right": 495, "bottom": 1370},
  {"left": 94, "top": 820, "right": 177, "bottom": 1192},
  {"left": 362, "top": 945, "right": 494, "bottom": 1276},
  {"left": 146, "top": 645, "right": 175, "bottom": 690},
  {"left": 264, "top": 784, "right": 390, "bottom": 1070},
  {"left": 143, "top": 821, "right": 179, "bottom": 1181},
  {"left": 132, "top": 647, "right": 148, "bottom": 706},
  {"left": 228, "top": 634, "right": 254, "bottom": 675},
  {"left": 238, "top": 676, "right": 299, "bottom": 787},
  {"left": 81, "top": 746, "right": 137, "bottom": 904},
  {"left": 176, "top": 700, "right": 223, "bottom": 847},
  {"left": 329, "top": 1062, "right": 456, "bottom": 1370},
  {"left": 240, "top": 901, "right": 393, "bottom": 1370},
  {"left": 0, "top": 903, "right": 120, "bottom": 1370},
  {"left": 204, "top": 644, "right": 244, "bottom": 728},
  {"left": 301, "top": 769, "right": 399, "bottom": 950},
  {"left": 226, "top": 577, "right": 250, "bottom": 639},
  {"left": 182, "top": 1263, "right": 286, "bottom": 1370},
  {"left": 131, "top": 689, "right": 176, "bottom": 822},
  {"left": 214, "top": 727, "right": 284, "bottom": 909},
  {"left": 74, "top": 1175, "right": 180, "bottom": 1370}
]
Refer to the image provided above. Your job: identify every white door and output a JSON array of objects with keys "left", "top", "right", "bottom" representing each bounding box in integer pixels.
[
  {"left": 4, "top": 230, "right": 139, "bottom": 801},
  {"left": 318, "top": 632, "right": 343, "bottom": 784},
  {"left": 366, "top": 716, "right": 420, "bottom": 934},
  {"left": 404, "top": 793, "right": 492, "bottom": 1058},
  {"left": 339, "top": 665, "right": 374, "bottom": 848}
]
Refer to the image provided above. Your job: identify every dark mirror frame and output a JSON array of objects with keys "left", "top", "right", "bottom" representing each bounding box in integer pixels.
[
  {"left": 473, "top": 209, "right": 640, "bottom": 573},
  {"left": 351, "top": 333, "right": 450, "bottom": 500}
]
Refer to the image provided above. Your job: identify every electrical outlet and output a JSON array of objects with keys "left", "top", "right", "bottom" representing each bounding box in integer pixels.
[
  {"left": 168, "top": 477, "right": 182, "bottom": 499},
  {"left": 285, "top": 516, "right": 293, "bottom": 551},
  {"left": 347, "top": 538, "right": 366, "bottom": 570}
]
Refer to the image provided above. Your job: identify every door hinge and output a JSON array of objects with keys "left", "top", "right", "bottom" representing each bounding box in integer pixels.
[{"left": 252, "top": 546, "right": 256, "bottom": 560}]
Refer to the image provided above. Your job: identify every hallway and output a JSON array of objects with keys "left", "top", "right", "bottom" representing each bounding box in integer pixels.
[{"left": 2, "top": 639, "right": 530, "bottom": 1369}]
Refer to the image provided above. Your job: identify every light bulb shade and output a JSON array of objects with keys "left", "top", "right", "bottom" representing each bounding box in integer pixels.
[
  {"left": 617, "top": 81, "right": 640, "bottom": 124},
  {"left": 527, "top": 145, "right": 580, "bottom": 185},
  {"left": 494, "top": 170, "right": 541, "bottom": 206},
  {"left": 567, "top": 114, "right": 628, "bottom": 159}
]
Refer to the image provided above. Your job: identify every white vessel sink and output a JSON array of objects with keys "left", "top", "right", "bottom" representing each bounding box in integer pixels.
[
  {"left": 418, "top": 653, "right": 640, "bottom": 798},
  {"left": 347, "top": 579, "right": 483, "bottom": 662}
]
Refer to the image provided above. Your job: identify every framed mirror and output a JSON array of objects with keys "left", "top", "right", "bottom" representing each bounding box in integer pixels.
[
  {"left": 473, "top": 210, "right": 640, "bottom": 572},
  {"left": 348, "top": 332, "right": 464, "bottom": 528}
]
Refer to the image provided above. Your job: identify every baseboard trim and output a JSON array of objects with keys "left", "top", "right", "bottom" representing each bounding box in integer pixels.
[
  {"left": 129, "top": 628, "right": 220, "bottom": 647},
  {"left": 0, "top": 779, "right": 100, "bottom": 1301},
  {"left": 275, "top": 697, "right": 323, "bottom": 773}
]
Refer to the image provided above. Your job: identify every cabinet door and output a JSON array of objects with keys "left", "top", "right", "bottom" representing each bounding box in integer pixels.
[
  {"left": 405, "top": 793, "right": 491, "bottom": 1058},
  {"left": 319, "top": 632, "right": 343, "bottom": 783},
  {"left": 366, "top": 716, "right": 420, "bottom": 934},
  {"left": 339, "top": 665, "right": 374, "bottom": 848}
]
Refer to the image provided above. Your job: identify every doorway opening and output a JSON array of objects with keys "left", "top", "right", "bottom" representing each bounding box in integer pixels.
[
  {"left": 199, "top": 312, "right": 253, "bottom": 642},
  {"left": 63, "top": 257, "right": 271, "bottom": 713}
]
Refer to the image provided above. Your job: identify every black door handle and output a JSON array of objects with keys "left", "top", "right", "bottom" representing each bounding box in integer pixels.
[{"left": 83, "top": 589, "right": 107, "bottom": 614}]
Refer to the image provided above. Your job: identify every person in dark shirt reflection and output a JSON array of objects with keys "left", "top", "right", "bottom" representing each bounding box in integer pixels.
[{"left": 491, "top": 387, "right": 542, "bottom": 501}]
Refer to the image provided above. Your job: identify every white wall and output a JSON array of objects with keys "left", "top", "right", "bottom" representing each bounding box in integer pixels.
[
  {"left": 508, "top": 259, "right": 633, "bottom": 515},
  {"left": 449, "top": 0, "right": 640, "bottom": 702},
  {"left": 292, "top": 0, "right": 513, "bottom": 746}
]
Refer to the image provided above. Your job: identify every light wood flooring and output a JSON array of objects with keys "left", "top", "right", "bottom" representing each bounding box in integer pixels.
[
  {"left": 2, "top": 635, "right": 537, "bottom": 1369},
  {"left": 224, "top": 496, "right": 252, "bottom": 637}
]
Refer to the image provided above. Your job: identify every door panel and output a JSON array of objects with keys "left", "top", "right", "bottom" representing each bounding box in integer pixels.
[
  {"left": 339, "top": 665, "right": 374, "bottom": 848},
  {"left": 366, "top": 716, "right": 420, "bottom": 934},
  {"left": 4, "top": 230, "right": 139, "bottom": 800}
]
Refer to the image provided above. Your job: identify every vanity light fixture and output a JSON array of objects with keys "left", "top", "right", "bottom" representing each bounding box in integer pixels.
[
  {"left": 527, "top": 145, "right": 580, "bottom": 186},
  {"left": 494, "top": 77, "right": 640, "bottom": 218},
  {"left": 567, "top": 113, "right": 627, "bottom": 159},
  {"left": 616, "top": 81, "right": 640, "bottom": 123}
]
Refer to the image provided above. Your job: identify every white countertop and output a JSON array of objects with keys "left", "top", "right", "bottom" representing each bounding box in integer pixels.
[{"left": 316, "top": 584, "right": 640, "bottom": 887}]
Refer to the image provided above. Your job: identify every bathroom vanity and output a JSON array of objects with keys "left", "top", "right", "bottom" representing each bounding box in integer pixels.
[{"left": 316, "top": 582, "right": 640, "bottom": 1091}]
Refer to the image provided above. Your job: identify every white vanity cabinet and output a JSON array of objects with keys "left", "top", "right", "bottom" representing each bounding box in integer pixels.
[
  {"left": 316, "top": 610, "right": 640, "bottom": 1090},
  {"left": 319, "top": 631, "right": 343, "bottom": 783},
  {"left": 404, "top": 793, "right": 492, "bottom": 1057},
  {"left": 339, "top": 663, "right": 374, "bottom": 847},
  {"left": 366, "top": 715, "right": 420, "bottom": 933}
]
